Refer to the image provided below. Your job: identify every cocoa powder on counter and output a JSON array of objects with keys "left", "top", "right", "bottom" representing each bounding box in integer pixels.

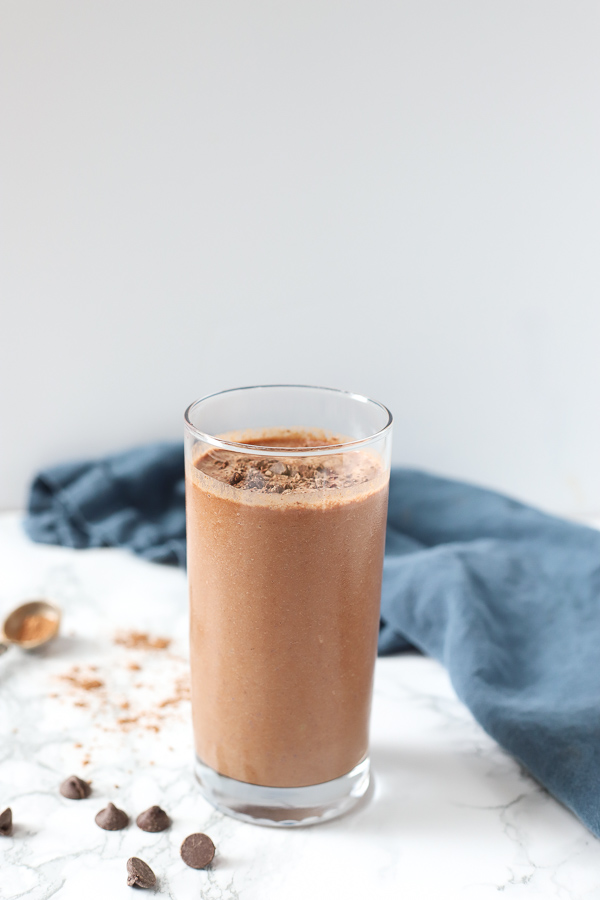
[{"left": 114, "top": 631, "right": 171, "bottom": 651}]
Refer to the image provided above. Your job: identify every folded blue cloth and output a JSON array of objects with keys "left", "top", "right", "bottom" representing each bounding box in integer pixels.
[
  {"left": 26, "top": 443, "right": 186, "bottom": 566},
  {"left": 25, "top": 444, "right": 600, "bottom": 837}
]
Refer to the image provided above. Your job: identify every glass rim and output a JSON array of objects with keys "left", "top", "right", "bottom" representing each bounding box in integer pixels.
[{"left": 183, "top": 384, "right": 393, "bottom": 457}]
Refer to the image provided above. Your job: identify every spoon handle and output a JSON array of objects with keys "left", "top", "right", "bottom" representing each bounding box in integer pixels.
[{"left": 0, "top": 642, "right": 10, "bottom": 657}]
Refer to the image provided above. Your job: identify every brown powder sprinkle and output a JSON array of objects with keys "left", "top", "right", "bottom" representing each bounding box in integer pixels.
[
  {"left": 16, "top": 614, "right": 56, "bottom": 643},
  {"left": 60, "top": 674, "right": 104, "bottom": 691},
  {"left": 157, "top": 697, "right": 178, "bottom": 709},
  {"left": 158, "top": 675, "right": 191, "bottom": 709},
  {"left": 111, "top": 672, "right": 191, "bottom": 734},
  {"left": 114, "top": 632, "right": 171, "bottom": 651},
  {"left": 51, "top": 646, "right": 190, "bottom": 741}
]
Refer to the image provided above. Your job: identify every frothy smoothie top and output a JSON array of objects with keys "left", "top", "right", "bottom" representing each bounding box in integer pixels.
[{"left": 193, "top": 430, "right": 383, "bottom": 496}]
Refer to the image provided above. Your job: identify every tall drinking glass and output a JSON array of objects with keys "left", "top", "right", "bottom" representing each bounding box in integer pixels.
[{"left": 184, "top": 385, "right": 392, "bottom": 826}]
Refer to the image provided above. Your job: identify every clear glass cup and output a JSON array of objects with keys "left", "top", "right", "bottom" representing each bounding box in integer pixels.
[{"left": 184, "top": 385, "right": 392, "bottom": 826}]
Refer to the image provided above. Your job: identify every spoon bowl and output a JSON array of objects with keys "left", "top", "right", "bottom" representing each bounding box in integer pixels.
[{"left": 2, "top": 599, "right": 61, "bottom": 650}]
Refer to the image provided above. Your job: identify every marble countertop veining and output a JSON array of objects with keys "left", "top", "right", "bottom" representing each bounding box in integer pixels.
[{"left": 1, "top": 511, "right": 599, "bottom": 900}]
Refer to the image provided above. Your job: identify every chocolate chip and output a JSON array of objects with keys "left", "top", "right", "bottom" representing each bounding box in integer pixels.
[
  {"left": 60, "top": 775, "right": 92, "bottom": 800},
  {"left": 95, "top": 802, "right": 129, "bottom": 830},
  {"left": 180, "top": 832, "right": 215, "bottom": 869},
  {"left": 136, "top": 805, "right": 170, "bottom": 832},
  {"left": 230, "top": 472, "right": 243, "bottom": 485},
  {"left": 126, "top": 857, "right": 156, "bottom": 889},
  {"left": 0, "top": 808, "right": 12, "bottom": 836}
]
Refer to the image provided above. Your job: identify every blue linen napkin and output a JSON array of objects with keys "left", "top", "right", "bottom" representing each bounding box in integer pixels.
[
  {"left": 25, "top": 443, "right": 186, "bottom": 566},
  {"left": 25, "top": 444, "right": 600, "bottom": 837}
]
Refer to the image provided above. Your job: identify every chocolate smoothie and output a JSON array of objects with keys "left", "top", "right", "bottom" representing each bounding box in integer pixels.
[{"left": 186, "top": 430, "right": 389, "bottom": 789}]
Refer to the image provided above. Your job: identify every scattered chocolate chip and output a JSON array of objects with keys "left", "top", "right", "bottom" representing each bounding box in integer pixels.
[
  {"left": 230, "top": 472, "right": 243, "bottom": 485},
  {"left": 0, "top": 808, "right": 12, "bottom": 836},
  {"left": 95, "top": 802, "right": 129, "bottom": 830},
  {"left": 60, "top": 775, "right": 91, "bottom": 799},
  {"left": 180, "top": 832, "right": 215, "bottom": 869},
  {"left": 126, "top": 857, "right": 156, "bottom": 889},
  {"left": 136, "top": 805, "right": 170, "bottom": 832}
]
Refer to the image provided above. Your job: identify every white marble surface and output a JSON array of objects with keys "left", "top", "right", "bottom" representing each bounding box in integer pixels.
[{"left": 1, "top": 511, "right": 600, "bottom": 900}]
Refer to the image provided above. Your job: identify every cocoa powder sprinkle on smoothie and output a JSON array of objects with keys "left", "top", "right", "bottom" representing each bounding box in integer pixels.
[{"left": 201, "top": 452, "right": 377, "bottom": 494}]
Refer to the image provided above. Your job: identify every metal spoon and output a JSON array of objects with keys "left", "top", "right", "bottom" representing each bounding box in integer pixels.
[{"left": 0, "top": 599, "right": 61, "bottom": 656}]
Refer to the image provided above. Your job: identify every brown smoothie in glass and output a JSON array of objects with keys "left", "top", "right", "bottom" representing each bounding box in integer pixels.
[{"left": 186, "top": 429, "right": 389, "bottom": 788}]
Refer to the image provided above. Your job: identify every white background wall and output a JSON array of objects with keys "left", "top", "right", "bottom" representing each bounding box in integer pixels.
[{"left": 2, "top": 1, "right": 599, "bottom": 514}]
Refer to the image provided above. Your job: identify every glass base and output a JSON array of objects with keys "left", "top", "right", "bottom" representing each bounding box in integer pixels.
[{"left": 194, "top": 755, "right": 371, "bottom": 827}]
